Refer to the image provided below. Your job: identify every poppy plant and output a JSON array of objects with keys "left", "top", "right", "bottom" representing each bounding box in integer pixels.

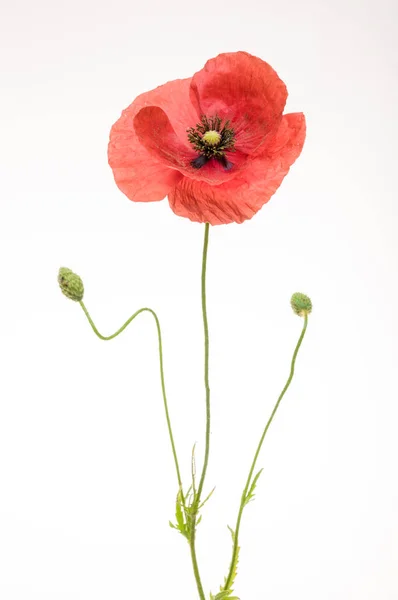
[
  {"left": 60, "top": 51, "right": 312, "bottom": 600},
  {"left": 108, "top": 51, "right": 306, "bottom": 225}
]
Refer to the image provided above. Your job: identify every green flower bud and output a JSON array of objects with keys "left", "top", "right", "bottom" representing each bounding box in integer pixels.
[
  {"left": 291, "top": 292, "right": 312, "bottom": 317},
  {"left": 58, "top": 267, "right": 84, "bottom": 302}
]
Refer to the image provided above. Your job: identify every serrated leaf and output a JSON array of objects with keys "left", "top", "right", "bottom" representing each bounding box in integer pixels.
[
  {"left": 223, "top": 526, "right": 240, "bottom": 593},
  {"left": 213, "top": 591, "right": 232, "bottom": 600},
  {"left": 184, "top": 484, "right": 193, "bottom": 502},
  {"left": 226, "top": 544, "right": 240, "bottom": 591},
  {"left": 175, "top": 491, "right": 185, "bottom": 531},
  {"left": 210, "top": 526, "right": 240, "bottom": 600},
  {"left": 191, "top": 443, "right": 197, "bottom": 494},
  {"left": 244, "top": 468, "right": 263, "bottom": 505},
  {"left": 199, "top": 486, "right": 215, "bottom": 509},
  {"left": 213, "top": 591, "right": 239, "bottom": 600}
]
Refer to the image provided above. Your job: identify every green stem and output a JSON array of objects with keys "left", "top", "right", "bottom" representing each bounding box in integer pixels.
[
  {"left": 79, "top": 301, "right": 183, "bottom": 493},
  {"left": 224, "top": 313, "right": 309, "bottom": 591},
  {"left": 189, "top": 222, "right": 211, "bottom": 600},
  {"left": 190, "top": 526, "right": 205, "bottom": 600},
  {"left": 197, "top": 222, "right": 211, "bottom": 504}
]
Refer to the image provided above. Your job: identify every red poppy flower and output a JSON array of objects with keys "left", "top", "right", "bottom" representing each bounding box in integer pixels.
[{"left": 108, "top": 51, "right": 305, "bottom": 225}]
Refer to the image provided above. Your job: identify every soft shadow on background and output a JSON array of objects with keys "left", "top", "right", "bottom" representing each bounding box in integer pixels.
[{"left": 0, "top": 0, "right": 397, "bottom": 598}]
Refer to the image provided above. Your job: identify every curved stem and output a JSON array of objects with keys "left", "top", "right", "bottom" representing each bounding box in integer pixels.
[
  {"left": 224, "top": 313, "right": 309, "bottom": 591},
  {"left": 189, "top": 222, "right": 211, "bottom": 600},
  {"left": 79, "top": 301, "right": 183, "bottom": 492}
]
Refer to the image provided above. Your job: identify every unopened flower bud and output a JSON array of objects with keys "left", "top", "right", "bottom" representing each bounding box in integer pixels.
[
  {"left": 58, "top": 267, "right": 84, "bottom": 302},
  {"left": 291, "top": 292, "right": 312, "bottom": 317}
]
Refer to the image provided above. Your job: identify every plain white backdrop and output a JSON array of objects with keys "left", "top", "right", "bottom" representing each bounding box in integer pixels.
[{"left": 0, "top": 0, "right": 397, "bottom": 598}]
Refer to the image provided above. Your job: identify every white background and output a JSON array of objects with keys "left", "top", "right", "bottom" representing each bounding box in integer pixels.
[{"left": 1, "top": 0, "right": 397, "bottom": 598}]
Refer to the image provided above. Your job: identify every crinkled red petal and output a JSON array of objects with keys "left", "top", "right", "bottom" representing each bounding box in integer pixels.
[
  {"left": 108, "top": 78, "right": 197, "bottom": 202},
  {"left": 190, "top": 52, "right": 288, "bottom": 156},
  {"left": 168, "top": 113, "right": 306, "bottom": 225},
  {"left": 134, "top": 106, "right": 248, "bottom": 185}
]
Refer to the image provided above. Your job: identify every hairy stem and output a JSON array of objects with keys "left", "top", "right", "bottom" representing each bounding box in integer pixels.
[
  {"left": 79, "top": 301, "right": 183, "bottom": 492},
  {"left": 189, "top": 222, "right": 211, "bottom": 600},
  {"left": 224, "top": 313, "right": 309, "bottom": 591},
  {"left": 197, "top": 222, "right": 211, "bottom": 503}
]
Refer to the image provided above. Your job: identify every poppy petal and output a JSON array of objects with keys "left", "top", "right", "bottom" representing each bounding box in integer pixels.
[
  {"left": 108, "top": 78, "right": 197, "bottom": 202},
  {"left": 134, "top": 105, "right": 248, "bottom": 185},
  {"left": 133, "top": 106, "right": 192, "bottom": 168},
  {"left": 168, "top": 113, "right": 306, "bottom": 225},
  {"left": 263, "top": 112, "right": 306, "bottom": 159},
  {"left": 190, "top": 52, "right": 288, "bottom": 155}
]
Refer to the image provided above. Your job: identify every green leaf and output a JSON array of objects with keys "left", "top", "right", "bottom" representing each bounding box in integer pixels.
[
  {"left": 170, "top": 490, "right": 191, "bottom": 540},
  {"left": 191, "top": 444, "right": 197, "bottom": 494},
  {"left": 199, "top": 486, "right": 216, "bottom": 509},
  {"left": 175, "top": 491, "right": 185, "bottom": 531},
  {"left": 223, "top": 526, "right": 240, "bottom": 593},
  {"left": 210, "top": 526, "right": 241, "bottom": 600},
  {"left": 184, "top": 484, "right": 193, "bottom": 502},
  {"left": 213, "top": 592, "right": 232, "bottom": 600},
  {"left": 244, "top": 468, "right": 263, "bottom": 506},
  {"left": 212, "top": 591, "right": 240, "bottom": 600}
]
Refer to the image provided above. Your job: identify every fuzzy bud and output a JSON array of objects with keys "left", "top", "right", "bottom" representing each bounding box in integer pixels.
[
  {"left": 58, "top": 267, "right": 84, "bottom": 302},
  {"left": 291, "top": 292, "right": 312, "bottom": 317}
]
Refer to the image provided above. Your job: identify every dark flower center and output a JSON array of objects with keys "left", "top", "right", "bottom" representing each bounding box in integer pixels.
[{"left": 187, "top": 115, "right": 235, "bottom": 170}]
